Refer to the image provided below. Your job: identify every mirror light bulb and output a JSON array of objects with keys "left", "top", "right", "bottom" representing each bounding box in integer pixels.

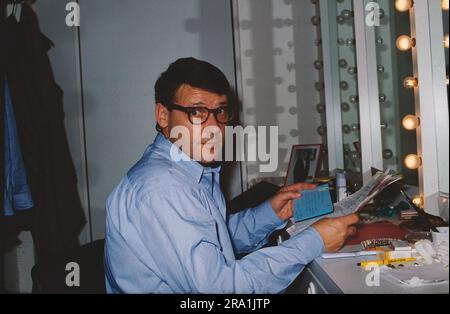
[
  {"left": 396, "top": 35, "right": 415, "bottom": 51},
  {"left": 402, "top": 115, "right": 420, "bottom": 130},
  {"left": 412, "top": 196, "right": 424, "bottom": 208},
  {"left": 404, "top": 154, "right": 421, "bottom": 170},
  {"left": 403, "top": 77, "right": 418, "bottom": 89},
  {"left": 395, "top": 0, "right": 413, "bottom": 12},
  {"left": 445, "top": 34, "right": 449, "bottom": 48},
  {"left": 442, "top": 0, "right": 449, "bottom": 11}
]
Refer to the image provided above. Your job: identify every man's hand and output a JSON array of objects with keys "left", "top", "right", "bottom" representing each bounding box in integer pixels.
[
  {"left": 270, "top": 183, "right": 317, "bottom": 221},
  {"left": 311, "top": 214, "right": 359, "bottom": 253}
]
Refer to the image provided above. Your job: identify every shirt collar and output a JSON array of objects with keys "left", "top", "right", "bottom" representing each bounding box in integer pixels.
[{"left": 152, "top": 133, "right": 221, "bottom": 184}]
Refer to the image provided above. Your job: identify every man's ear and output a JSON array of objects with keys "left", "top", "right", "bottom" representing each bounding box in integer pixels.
[{"left": 155, "top": 103, "right": 169, "bottom": 130}]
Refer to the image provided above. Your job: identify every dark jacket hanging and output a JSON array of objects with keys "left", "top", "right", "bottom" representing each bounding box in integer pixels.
[{"left": 0, "top": 2, "right": 86, "bottom": 261}]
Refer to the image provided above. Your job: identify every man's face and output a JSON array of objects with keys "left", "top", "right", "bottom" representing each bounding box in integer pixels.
[{"left": 157, "top": 84, "right": 228, "bottom": 165}]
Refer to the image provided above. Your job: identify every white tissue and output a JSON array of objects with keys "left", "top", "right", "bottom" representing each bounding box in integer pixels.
[
  {"left": 415, "top": 240, "right": 436, "bottom": 265},
  {"left": 405, "top": 277, "right": 426, "bottom": 287},
  {"left": 435, "top": 241, "right": 449, "bottom": 267}
]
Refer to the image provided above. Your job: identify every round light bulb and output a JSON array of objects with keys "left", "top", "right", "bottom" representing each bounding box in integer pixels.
[
  {"left": 350, "top": 95, "right": 359, "bottom": 104},
  {"left": 341, "top": 102, "right": 350, "bottom": 112},
  {"left": 341, "top": 9, "right": 353, "bottom": 19},
  {"left": 442, "top": 0, "right": 449, "bottom": 11},
  {"left": 404, "top": 154, "right": 421, "bottom": 170},
  {"left": 403, "top": 77, "right": 418, "bottom": 89},
  {"left": 311, "top": 16, "right": 320, "bottom": 26},
  {"left": 412, "top": 196, "right": 424, "bottom": 208},
  {"left": 348, "top": 67, "right": 357, "bottom": 75},
  {"left": 402, "top": 115, "right": 420, "bottom": 130},
  {"left": 445, "top": 34, "right": 449, "bottom": 48},
  {"left": 396, "top": 35, "right": 415, "bottom": 51},
  {"left": 342, "top": 125, "right": 351, "bottom": 134},
  {"left": 395, "top": 0, "right": 413, "bottom": 12},
  {"left": 314, "top": 60, "right": 323, "bottom": 70},
  {"left": 316, "top": 103, "right": 326, "bottom": 114},
  {"left": 317, "top": 126, "right": 327, "bottom": 136},
  {"left": 383, "top": 149, "right": 394, "bottom": 160}
]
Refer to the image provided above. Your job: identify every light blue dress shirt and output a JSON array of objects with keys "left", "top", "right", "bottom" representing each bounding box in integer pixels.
[{"left": 104, "top": 133, "right": 324, "bottom": 293}]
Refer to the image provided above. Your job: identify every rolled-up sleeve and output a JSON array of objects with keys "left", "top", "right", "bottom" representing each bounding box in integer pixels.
[
  {"left": 126, "top": 188, "right": 324, "bottom": 294},
  {"left": 227, "top": 200, "right": 287, "bottom": 254}
]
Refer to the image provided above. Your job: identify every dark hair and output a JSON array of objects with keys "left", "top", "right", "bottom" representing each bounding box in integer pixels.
[{"left": 154, "top": 57, "right": 232, "bottom": 132}]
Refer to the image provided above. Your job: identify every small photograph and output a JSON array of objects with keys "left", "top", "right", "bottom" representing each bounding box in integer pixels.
[{"left": 285, "top": 144, "right": 323, "bottom": 185}]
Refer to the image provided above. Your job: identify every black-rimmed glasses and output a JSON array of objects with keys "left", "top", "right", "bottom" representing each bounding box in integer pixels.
[{"left": 165, "top": 102, "right": 233, "bottom": 125}]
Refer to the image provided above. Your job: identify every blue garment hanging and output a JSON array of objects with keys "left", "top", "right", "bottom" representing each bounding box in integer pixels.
[{"left": 3, "top": 81, "right": 34, "bottom": 216}]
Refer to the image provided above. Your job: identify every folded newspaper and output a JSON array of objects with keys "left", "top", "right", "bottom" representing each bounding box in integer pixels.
[{"left": 286, "top": 169, "right": 403, "bottom": 237}]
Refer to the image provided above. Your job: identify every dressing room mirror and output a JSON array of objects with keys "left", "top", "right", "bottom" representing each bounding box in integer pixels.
[{"left": 373, "top": 0, "right": 419, "bottom": 186}]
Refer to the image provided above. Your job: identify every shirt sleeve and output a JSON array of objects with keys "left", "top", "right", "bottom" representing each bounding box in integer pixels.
[
  {"left": 227, "top": 200, "right": 288, "bottom": 254},
  {"left": 127, "top": 187, "right": 324, "bottom": 294}
]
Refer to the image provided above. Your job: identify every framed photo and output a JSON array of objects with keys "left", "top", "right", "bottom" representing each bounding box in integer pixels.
[{"left": 285, "top": 144, "right": 323, "bottom": 185}]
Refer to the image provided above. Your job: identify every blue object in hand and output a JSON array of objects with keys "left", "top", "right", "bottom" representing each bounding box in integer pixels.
[{"left": 294, "top": 185, "right": 334, "bottom": 222}]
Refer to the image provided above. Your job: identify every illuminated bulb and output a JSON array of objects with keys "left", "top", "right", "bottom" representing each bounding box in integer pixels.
[
  {"left": 412, "top": 196, "right": 424, "bottom": 208},
  {"left": 442, "top": 0, "right": 449, "bottom": 11},
  {"left": 404, "top": 154, "right": 421, "bottom": 170},
  {"left": 395, "top": 0, "right": 413, "bottom": 12},
  {"left": 445, "top": 34, "right": 449, "bottom": 48},
  {"left": 403, "top": 77, "right": 418, "bottom": 89},
  {"left": 402, "top": 115, "right": 420, "bottom": 130},
  {"left": 396, "top": 35, "right": 415, "bottom": 51}
]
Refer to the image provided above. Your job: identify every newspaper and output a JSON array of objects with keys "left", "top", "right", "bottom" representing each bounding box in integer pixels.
[{"left": 286, "top": 169, "right": 403, "bottom": 237}]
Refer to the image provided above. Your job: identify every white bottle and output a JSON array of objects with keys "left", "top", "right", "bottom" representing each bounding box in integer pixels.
[{"left": 336, "top": 170, "right": 348, "bottom": 202}]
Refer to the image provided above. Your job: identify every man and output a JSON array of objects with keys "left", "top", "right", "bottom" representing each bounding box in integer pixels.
[{"left": 104, "top": 58, "right": 358, "bottom": 293}]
